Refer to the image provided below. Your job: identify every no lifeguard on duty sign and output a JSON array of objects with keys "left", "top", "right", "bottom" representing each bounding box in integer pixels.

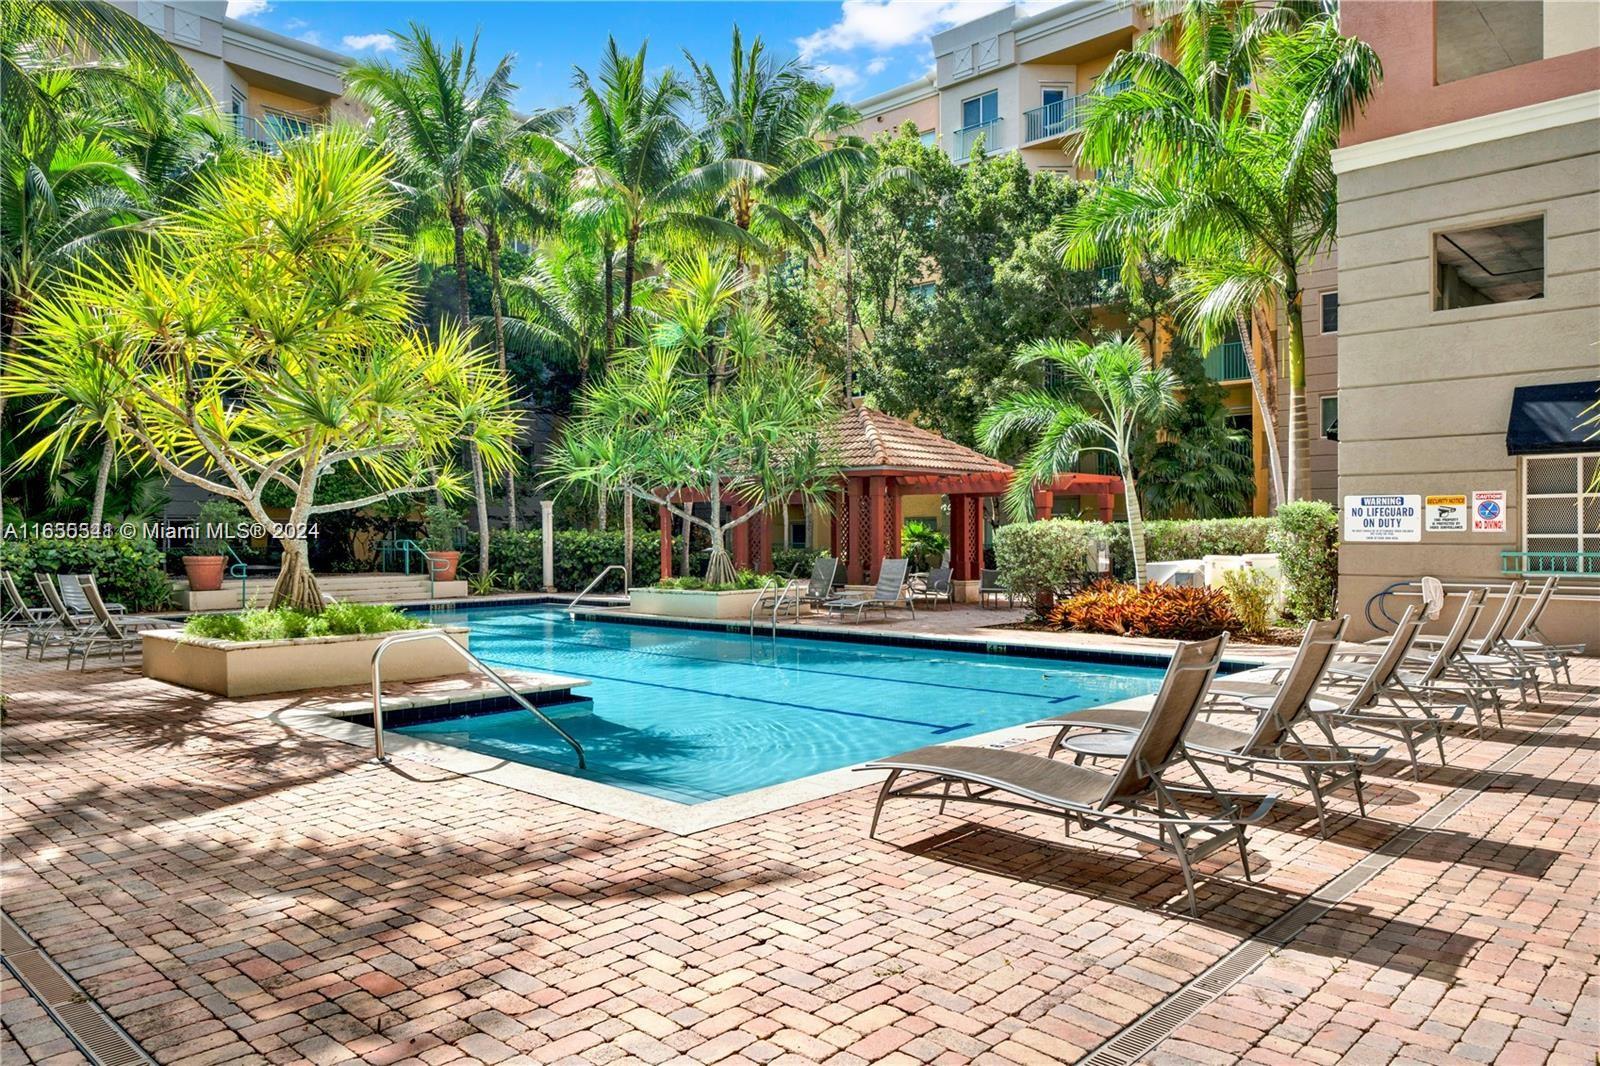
[{"left": 1343, "top": 494, "right": 1422, "bottom": 542}]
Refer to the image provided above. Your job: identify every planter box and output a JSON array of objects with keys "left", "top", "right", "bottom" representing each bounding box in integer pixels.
[
  {"left": 628, "top": 587, "right": 767, "bottom": 620},
  {"left": 142, "top": 626, "right": 471, "bottom": 697}
]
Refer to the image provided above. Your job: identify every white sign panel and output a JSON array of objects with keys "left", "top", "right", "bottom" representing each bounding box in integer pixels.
[
  {"left": 1344, "top": 494, "right": 1422, "bottom": 542},
  {"left": 1425, "top": 494, "right": 1467, "bottom": 532},
  {"left": 1472, "top": 490, "right": 1507, "bottom": 533}
]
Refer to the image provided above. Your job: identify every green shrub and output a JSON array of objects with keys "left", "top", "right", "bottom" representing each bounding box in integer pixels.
[
  {"left": 1119, "top": 517, "right": 1276, "bottom": 579},
  {"left": 0, "top": 535, "right": 173, "bottom": 611},
  {"left": 1270, "top": 501, "right": 1339, "bottom": 620},
  {"left": 993, "top": 520, "right": 1099, "bottom": 604},
  {"left": 651, "top": 570, "right": 765, "bottom": 592},
  {"left": 182, "top": 602, "right": 423, "bottom": 642},
  {"left": 483, "top": 529, "right": 665, "bottom": 592},
  {"left": 772, "top": 547, "right": 823, "bottom": 578},
  {"left": 192, "top": 500, "right": 247, "bottom": 555},
  {"left": 421, "top": 505, "right": 464, "bottom": 553},
  {"left": 1220, "top": 567, "right": 1278, "bottom": 636}
]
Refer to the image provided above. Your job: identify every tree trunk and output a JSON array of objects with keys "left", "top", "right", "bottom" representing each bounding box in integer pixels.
[
  {"left": 597, "top": 490, "right": 607, "bottom": 531},
  {"left": 622, "top": 228, "right": 637, "bottom": 324},
  {"left": 843, "top": 243, "right": 856, "bottom": 402},
  {"left": 1123, "top": 470, "right": 1148, "bottom": 587},
  {"left": 470, "top": 444, "right": 490, "bottom": 577},
  {"left": 269, "top": 539, "right": 324, "bottom": 612},
  {"left": 602, "top": 239, "right": 615, "bottom": 361},
  {"left": 487, "top": 225, "right": 518, "bottom": 532},
  {"left": 1285, "top": 295, "right": 1311, "bottom": 502},
  {"left": 90, "top": 437, "right": 114, "bottom": 528},
  {"left": 450, "top": 208, "right": 472, "bottom": 329},
  {"left": 622, "top": 495, "right": 634, "bottom": 587},
  {"left": 1235, "top": 309, "right": 1284, "bottom": 512}
]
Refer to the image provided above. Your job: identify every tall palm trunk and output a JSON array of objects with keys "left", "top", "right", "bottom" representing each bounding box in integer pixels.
[
  {"left": 449, "top": 204, "right": 472, "bottom": 327},
  {"left": 842, "top": 242, "right": 857, "bottom": 402},
  {"left": 486, "top": 222, "right": 517, "bottom": 531},
  {"left": 622, "top": 226, "right": 638, "bottom": 323},
  {"left": 90, "top": 436, "right": 114, "bottom": 528},
  {"left": 470, "top": 442, "right": 490, "bottom": 577},
  {"left": 1122, "top": 468, "right": 1148, "bottom": 586},
  {"left": 1236, "top": 308, "right": 1284, "bottom": 512},
  {"left": 1285, "top": 292, "right": 1311, "bottom": 502},
  {"left": 601, "top": 238, "right": 615, "bottom": 360}
]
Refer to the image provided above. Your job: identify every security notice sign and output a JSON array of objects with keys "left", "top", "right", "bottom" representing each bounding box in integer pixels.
[
  {"left": 1426, "top": 494, "right": 1468, "bottom": 532},
  {"left": 1472, "top": 490, "right": 1507, "bottom": 533},
  {"left": 1344, "top": 494, "right": 1423, "bottom": 542}
]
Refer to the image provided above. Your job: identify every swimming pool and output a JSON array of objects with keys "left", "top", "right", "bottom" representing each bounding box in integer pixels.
[{"left": 394, "top": 605, "right": 1168, "bottom": 805}]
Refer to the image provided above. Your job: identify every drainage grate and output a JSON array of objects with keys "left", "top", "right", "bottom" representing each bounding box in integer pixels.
[
  {"left": 1078, "top": 706, "right": 1579, "bottom": 1066},
  {"left": 0, "top": 913, "right": 154, "bottom": 1066}
]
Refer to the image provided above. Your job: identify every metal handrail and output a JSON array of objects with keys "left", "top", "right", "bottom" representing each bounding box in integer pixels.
[
  {"left": 369, "top": 629, "right": 585, "bottom": 768},
  {"left": 221, "top": 541, "right": 251, "bottom": 607},
  {"left": 570, "top": 564, "right": 628, "bottom": 612},
  {"left": 747, "top": 574, "right": 803, "bottom": 635},
  {"left": 385, "top": 539, "right": 449, "bottom": 598}
]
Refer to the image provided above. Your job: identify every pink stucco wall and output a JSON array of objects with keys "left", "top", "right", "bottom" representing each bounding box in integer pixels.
[{"left": 1342, "top": 0, "right": 1599, "bottom": 146}]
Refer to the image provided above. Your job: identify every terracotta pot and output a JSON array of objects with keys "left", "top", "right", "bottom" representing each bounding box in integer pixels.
[
  {"left": 425, "top": 550, "right": 460, "bottom": 582},
  {"left": 183, "top": 555, "right": 226, "bottom": 592},
  {"left": 1034, "top": 591, "right": 1055, "bottom": 617}
]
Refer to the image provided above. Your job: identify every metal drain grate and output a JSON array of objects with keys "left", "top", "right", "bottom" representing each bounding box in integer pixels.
[
  {"left": 1, "top": 914, "right": 154, "bottom": 1066},
  {"left": 1078, "top": 706, "right": 1578, "bottom": 1066}
]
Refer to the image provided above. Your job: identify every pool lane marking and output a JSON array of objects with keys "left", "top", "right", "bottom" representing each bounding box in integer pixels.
[
  {"left": 470, "top": 625, "right": 1120, "bottom": 706},
  {"left": 470, "top": 654, "right": 979, "bottom": 735}
]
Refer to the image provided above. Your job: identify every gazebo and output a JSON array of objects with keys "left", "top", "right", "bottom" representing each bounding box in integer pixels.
[{"left": 653, "top": 405, "right": 1125, "bottom": 595}]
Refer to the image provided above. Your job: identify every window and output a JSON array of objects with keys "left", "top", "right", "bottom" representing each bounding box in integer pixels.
[
  {"left": 1041, "top": 85, "right": 1067, "bottom": 108},
  {"left": 1522, "top": 454, "right": 1599, "bottom": 574},
  {"left": 263, "top": 108, "right": 314, "bottom": 141},
  {"left": 961, "top": 91, "right": 998, "bottom": 130},
  {"left": 908, "top": 281, "right": 936, "bottom": 303},
  {"left": 918, "top": 128, "right": 936, "bottom": 147},
  {"left": 1435, "top": 216, "right": 1545, "bottom": 310},
  {"left": 1321, "top": 291, "right": 1339, "bottom": 333},
  {"left": 1435, "top": 1, "right": 1542, "bottom": 84},
  {"left": 1320, "top": 395, "right": 1339, "bottom": 441}
]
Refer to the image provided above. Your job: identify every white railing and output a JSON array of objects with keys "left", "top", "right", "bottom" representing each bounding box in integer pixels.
[{"left": 951, "top": 118, "right": 1002, "bottom": 162}]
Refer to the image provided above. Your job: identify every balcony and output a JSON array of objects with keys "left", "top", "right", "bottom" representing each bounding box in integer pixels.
[
  {"left": 234, "top": 110, "right": 319, "bottom": 150},
  {"left": 1203, "top": 340, "right": 1250, "bottom": 382},
  {"left": 1021, "top": 80, "right": 1128, "bottom": 145},
  {"left": 951, "top": 118, "right": 1001, "bottom": 162}
]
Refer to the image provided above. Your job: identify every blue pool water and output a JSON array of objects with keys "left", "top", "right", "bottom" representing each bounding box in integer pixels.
[{"left": 395, "top": 606, "right": 1168, "bottom": 804}]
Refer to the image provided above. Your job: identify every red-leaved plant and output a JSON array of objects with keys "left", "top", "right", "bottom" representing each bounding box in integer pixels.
[{"left": 1047, "top": 581, "right": 1239, "bottom": 640}]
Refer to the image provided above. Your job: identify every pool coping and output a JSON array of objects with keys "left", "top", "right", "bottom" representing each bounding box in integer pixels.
[{"left": 285, "top": 601, "right": 1283, "bottom": 834}]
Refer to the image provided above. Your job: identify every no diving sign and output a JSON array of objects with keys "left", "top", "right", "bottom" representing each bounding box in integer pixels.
[
  {"left": 1344, "top": 494, "right": 1422, "bottom": 542},
  {"left": 1472, "top": 490, "right": 1507, "bottom": 533}
]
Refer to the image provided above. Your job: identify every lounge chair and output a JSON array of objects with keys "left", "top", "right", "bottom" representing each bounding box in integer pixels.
[
  {"left": 864, "top": 634, "right": 1277, "bottom": 914},
  {"left": 58, "top": 573, "right": 125, "bottom": 616},
  {"left": 2, "top": 571, "right": 58, "bottom": 658},
  {"left": 34, "top": 573, "right": 102, "bottom": 662},
  {"left": 908, "top": 566, "right": 952, "bottom": 609},
  {"left": 66, "top": 579, "right": 161, "bottom": 670},
  {"left": 1318, "top": 599, "right": 1473, "bottom": 773},
  {"left": 1502, "top": 576, "right": 1585, "bottom": 685},
  {"left": 1038, "top": 618, "right": 1382, "bottom": 836},
  {"left": 978, "top": 569, "right": 1015, "bottom": 609},
  {"left": 798, "top": 556, "right": 840, "bottom": 610},
  {"left": 823, "top": 558, "right": 914, "bottom": 621}
]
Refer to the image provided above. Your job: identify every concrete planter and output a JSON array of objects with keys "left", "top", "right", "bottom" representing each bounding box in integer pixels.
[
  {"left": 142, "top": 626, "right": 471, "bottom": 697},
  {"left": 628, "top": 587, "right": 767, "bottom": 620}
]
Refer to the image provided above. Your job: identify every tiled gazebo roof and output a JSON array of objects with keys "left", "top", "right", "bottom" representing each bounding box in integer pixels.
[{"left": 829, "top": 405, "right": 1013, "bottom": 476}]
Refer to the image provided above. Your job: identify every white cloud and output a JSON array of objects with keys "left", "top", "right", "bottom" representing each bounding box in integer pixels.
[
  {"left": 342, "top": 33, "right": 397, "bottom": 53},
  {"left": 297, "top": 30, "right": 324, "bottom": 47},
  {"left": 226, "top": 0, "right": 270, "bottom": 19},
  {"left": 813, "top": 62, "right": 862, "bottom": 89},
  {"left": 284, "top": 17, "right": 307, "bottom": 30},
  {"left": 865, "top": 56, "right": 889, "bottom": 76},
  {"left": 796, "top": 0, "right": 1010, "bottom": 60}
]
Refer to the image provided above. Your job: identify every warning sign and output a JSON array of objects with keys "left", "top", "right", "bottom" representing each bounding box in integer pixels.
[
  {"left": 1472, "top": 490, "right": 1507, "bottom": 533},
  {"left": 1344, "top": 495, "right": 1422, "bottom": 542},
  {"left": 1425, "top": 494, "right": 1467, "bottom": 532}
]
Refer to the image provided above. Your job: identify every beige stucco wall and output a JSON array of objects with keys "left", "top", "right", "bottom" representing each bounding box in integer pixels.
[
  {"left": 848, "top": 95, "right": 939, "bottom": 141},
  {"left": 1334, "top": 112, "right": 1600, "bottom": 645}
]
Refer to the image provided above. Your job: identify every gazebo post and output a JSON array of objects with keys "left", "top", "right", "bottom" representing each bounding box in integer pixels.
[
  {"left": 753, "top": 505, "right": 772, "bottom": 573},
  {"left": 658, "top": 504, "right": 672, "bottom": 581},
  {"left": 1033, "top": 489, "right": 1055, "bottom": 520},
  {"left": 868, "top": 477, "right": 888, "bottom": 584},
  {"left": 949, "top": 494, "right": 970, "bottom": 581},
  {"left": 846, "top": 478, "right": 865, "bottom": 585},
  {"left": 888, "top": 488, "right": 903, "bottom": 562},
  {"left": 830, "top": 489, "right": 843, "bottom": 558},
  {"left": 1097, "top": 493, "right": 1115, "bottom": 522}
]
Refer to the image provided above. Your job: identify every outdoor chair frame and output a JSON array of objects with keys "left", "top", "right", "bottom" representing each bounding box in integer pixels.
[{"left": 822, "top": 559, "right": 915, "bottom": 621}]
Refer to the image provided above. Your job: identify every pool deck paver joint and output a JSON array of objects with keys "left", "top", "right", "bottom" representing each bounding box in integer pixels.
[{"left": 1, "top": 617, "right": 1596, "bottom": 1066}]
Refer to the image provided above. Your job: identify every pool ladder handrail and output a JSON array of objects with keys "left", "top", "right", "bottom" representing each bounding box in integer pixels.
[
  {"left": 748, "top": 568, "right": 807, "bottom": 635},
  {"left": 569, "top": 564, "right": 628, "bottom": 614},
  {"left": 369, "top": 629, "right": 586, "bottom": 768}
]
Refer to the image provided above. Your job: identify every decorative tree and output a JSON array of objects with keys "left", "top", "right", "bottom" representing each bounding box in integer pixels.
[
  {"left": 979, "top": 336, "right": 1177, "bottom": 585},
  {"left": 5, "top": 130, "right": 520, "bottom": 611}
]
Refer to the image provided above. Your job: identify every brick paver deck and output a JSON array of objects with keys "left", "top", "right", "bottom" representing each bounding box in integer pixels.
[{"left": 1, "top": 629, "right": 1594, "bottom": 1065}]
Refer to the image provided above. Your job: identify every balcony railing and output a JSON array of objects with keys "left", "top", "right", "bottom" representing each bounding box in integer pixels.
[
  {"left": 234, "top": 111, "right": 319, "bottom": 150},
  {"left": 951, "top": 118, "right": 1001, "bottom": 162},
  {"left": 1022, "top": 80, "right": 1128, "bottom": 144},
  {"left": 1501, "top": 550, "right": 1600, "bottom": 577},
  {"left": 1203, "top": 340, "right": 1250, "bottom": 382}
]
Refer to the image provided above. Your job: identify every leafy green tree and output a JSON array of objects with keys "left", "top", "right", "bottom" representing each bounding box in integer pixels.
[
  {"left": 4, "top": 130, "right": 520, "bottom": 611},
  {"left": 1062, "top": 3, "right": 1380, "bottom": 502},
  {"left": 1134, "top": 339, "right": 1256, "bottom": 518},
  {"left": 980, "top": 336, "right": 1178, "bottom": 584}
]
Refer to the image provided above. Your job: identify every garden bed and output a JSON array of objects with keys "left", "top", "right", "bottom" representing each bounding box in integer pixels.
[{"left": 142, "top": 626, "right": 471, "bottom": 697}]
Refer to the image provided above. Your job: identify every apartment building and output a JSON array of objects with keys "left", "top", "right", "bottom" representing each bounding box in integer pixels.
[
  {"left": 1332, "top": 0, "right": 1599, "bottom": 646},
  {"left": 114, "top": 1, "right": 357, "bottom": 147},
  {"left": 849, "top": 1, "right": 1337, "bottom": 518}
]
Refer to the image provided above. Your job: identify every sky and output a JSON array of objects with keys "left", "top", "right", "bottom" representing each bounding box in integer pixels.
[{"left": 222, "top": 1, "right": 1059, "bottom": 110}]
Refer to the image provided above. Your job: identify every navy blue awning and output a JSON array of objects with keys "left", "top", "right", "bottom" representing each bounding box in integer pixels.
[{"left": 1506, "top": 380, "right": 1600, "bottom": 456}]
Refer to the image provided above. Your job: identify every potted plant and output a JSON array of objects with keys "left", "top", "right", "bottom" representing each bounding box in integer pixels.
[
  {"left": 184, "top": 500, "right": 246, "bottom": 592},
  {"left": 422, "top": 504, "right": 464, "bottom": 582}
]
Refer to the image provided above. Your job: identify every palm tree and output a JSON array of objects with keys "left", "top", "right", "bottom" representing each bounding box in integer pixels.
[
  {"left": 672, "top": 28, "right": 863, "bottom": 270},
  {"left": 1061, "top": 4, "right": 1380, "bottom": 503},
  {"left": 349, "top": 24, "right": 515, "bottom": 329},
  {"left": 979, "top": 336, "right": 1177, "bottom": 585}
]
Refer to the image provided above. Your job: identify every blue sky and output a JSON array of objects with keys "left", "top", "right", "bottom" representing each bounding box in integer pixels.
[{"left": 223, "top": 1, "right": 1044, "bottom": 110}]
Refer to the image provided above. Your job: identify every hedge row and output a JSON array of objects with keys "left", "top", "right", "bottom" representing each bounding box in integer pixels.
[
  {"left": 993, "top": 506, "right": 1339, "bottom": 621},
  {"left": 0, "top": 535, "right": 174, "bottom": 611}
]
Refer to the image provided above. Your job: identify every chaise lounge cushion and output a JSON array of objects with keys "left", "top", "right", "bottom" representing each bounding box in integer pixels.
[{"left": 867, "top": 744, "right": 1113, "bottom": 808}]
